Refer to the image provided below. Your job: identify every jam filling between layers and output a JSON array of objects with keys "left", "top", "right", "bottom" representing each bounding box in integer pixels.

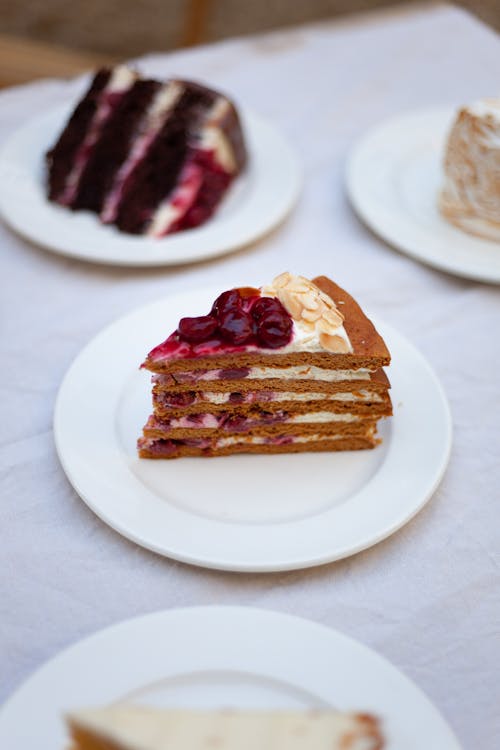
[
  {"left": 146, "top": 410, "right": 365, "bottom": 434},
  {"left": 138, "top": 431, "right": 369, "bottom": 456},
  {"left": 56, "top": 67, "right": 137, "bottom": 206},
  {"left": 153, "top": 389, "right": 383, "bottom": 408}
]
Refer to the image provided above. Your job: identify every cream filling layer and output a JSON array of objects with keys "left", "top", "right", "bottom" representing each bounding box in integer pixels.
[
  {"left": 156, "top": 367, "right": 374, "bottom": 384},
  {"left": 154, "top": 411, "right": 363, "bottom": 431},
  {"left": 216, "top": 433, "right": 363, "bottom": 447},
  {"left": 239, "top": 366, "right": 373, "bottom": 381},
  {"left": 147, "top": 96, "right": 234, "bottom": 237},
  {"left": 280, "top": 319, "right": 352, "bottom": 355},
  {"left": 185, "top": 390, "right": 382, "bottom": 405}
]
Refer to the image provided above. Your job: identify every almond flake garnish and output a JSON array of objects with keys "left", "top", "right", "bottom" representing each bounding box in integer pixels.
[{"left": 263, "top": 273, "right": 351, "bottom": 353}]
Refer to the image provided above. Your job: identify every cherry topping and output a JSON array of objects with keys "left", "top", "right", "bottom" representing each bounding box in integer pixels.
[
  {"left": 237, "top": 286, "right": 260, "bottom": 299},
  {"left": 211, "top": 289, "right": 242, "bottom": 319},
  {"left": 257, "top": 310, "right": 293, "bottom": 348},
  {"left": 177, "top": 315, "right": 218, "bottom": 343},
  {"left": 219, "top": 309, "right": 255, "bottom": 345},
  {"left": 251, "top": 296, "right": 286, "bottom": 320}
]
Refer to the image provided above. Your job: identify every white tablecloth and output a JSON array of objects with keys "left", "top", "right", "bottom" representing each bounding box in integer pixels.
[{"left": 1, "top": 4, "right": 499, "bottom": 747}]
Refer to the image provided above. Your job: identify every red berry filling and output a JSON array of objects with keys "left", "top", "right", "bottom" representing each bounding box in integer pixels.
[
  {"left": 149, "top": 288, "right": 294, "bottom": 361},
  {"left": 177, "top": 315, "right": 218, "bottom": 343}
]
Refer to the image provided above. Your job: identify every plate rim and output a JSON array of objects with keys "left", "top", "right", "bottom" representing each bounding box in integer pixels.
[
  {"left": 0, "top": 102, "right": 301, "bottom": 267},
  {"left": 0, "top": 605, "right": 462, "bottom": 750},
  {"left": 345, "top": 105, "right": 500, "bottom": 284},
  {"left": 53, "top": 285, "right": 453, "bottom": 573}
]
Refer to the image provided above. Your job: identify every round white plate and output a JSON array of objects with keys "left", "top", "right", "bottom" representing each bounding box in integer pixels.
[
  {"left": 0, "top": 606, "right": 461, "bottom": 749},
  {"left": 346, "top": 107, "right": 500, "bottom": 283},
  {"left": 54, "top": 285, "right": 452, "bottom": 572},
  {"left": 0, "top": 103, "right": 300, "bottom": 266}
]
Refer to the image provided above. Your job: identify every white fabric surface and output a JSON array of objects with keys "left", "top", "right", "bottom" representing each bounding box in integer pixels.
[{"left": 1, "top": 4, "right": 499, "bottom": 748}]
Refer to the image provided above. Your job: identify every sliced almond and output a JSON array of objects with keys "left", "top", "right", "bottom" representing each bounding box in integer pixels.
[
  {"left": 272, "top": 271, "right": 292, "bottom": 289},
  {"left": 318, "top": 290, "right": 336, "bottom": 309},
  {"left": 287, "top": 279, "right": 312, "bottom": 293},
  {"left": 301, "top": 292, "right": 321, "bottom": 311},
  {"left": 260, "top": 285, "right": 277, "bottom": 298},
  {"left": 302, "top": 307, "right": 323, "bottom": 322},
  {"left": 324, "top": 308, "right": 344, "bottom": 327},
  {"left": 278, "top": 289, "right": 303, "bottom": 319},
  {"left": 319, "top": 332, "right": 351, "bottom": 353}
]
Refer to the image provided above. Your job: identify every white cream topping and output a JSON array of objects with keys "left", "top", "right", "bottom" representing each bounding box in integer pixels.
[
  {"left": 217, "top": 433, "right": 345, "bottom": 447},
  {"left": 148, "top": 161, "right": 203, "bottom": 237},
  {"left": 157, "top": 411, "right": 362, "bottom": 430},
  {"left": 243, "top": 366, "right": 372, "bottom": 381},
  {"left": 147, "top": 96, "right": 236, "bottom": 237},
  {"left": 107, "top": 65, "right": 137, "bottom": 93},
  {"left": 185, "top": 390, "right": 381, "bottom": 404},
  {"left": 440, "top": 99, "right": 500, "bottom": 238},
  {"left": 277, "top": 319, "right": 351, "bottom": 354},
  {"left": 199, "top": 97, "right": 237, "bottom": 172},
  {"left": 262, "top": 273, "right": 353, "bottom": 354},
  {"left": 467, "top": 98, "right": 500, "bottom": 121}
]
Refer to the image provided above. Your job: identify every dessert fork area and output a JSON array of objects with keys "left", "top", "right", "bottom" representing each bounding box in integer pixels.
[{"left": 0, "top": 4, "right": 499, "bottom": 749}]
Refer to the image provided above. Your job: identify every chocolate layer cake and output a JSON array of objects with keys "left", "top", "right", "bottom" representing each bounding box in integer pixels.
[
  {"left": 67, "top": 705, "right": 384, "bottom": 750},
  {"left": 138, "top": 273, "right": 392, "bottom": 458},
  {"left": 46, "top": 65, "right": 246, "bottom": 236}
]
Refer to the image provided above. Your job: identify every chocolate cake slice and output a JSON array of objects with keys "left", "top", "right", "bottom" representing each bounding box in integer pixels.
[
  {"left": 67, "top": 705, "right": 384, "bottom": 750},
  {"left": 138, "top": 273, "right": 392, "bottom": 458},
  {"left": 46, "top": 66, "right": 247, "bottom": 237}
]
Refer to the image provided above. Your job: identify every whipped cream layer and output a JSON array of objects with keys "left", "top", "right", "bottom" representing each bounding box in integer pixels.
[
  {"left": 147, "top": 96, "right": 236, "bottom": 237},
  {"left": 149, "top": 410, "right": 364, "bottom": 433},
  {"left": 139, "top": 428, "right": 376, "bottom": 457},
  {"left": 154, "top": 366, "right": 373, "bottom": 385},
  {"left": 155, "top": 389, "right": 383, "bottom": 408}
]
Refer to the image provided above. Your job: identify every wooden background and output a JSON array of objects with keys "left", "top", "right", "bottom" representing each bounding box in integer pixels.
[{"left": 0, "top": 0, "right": 498, "bottom": 87}]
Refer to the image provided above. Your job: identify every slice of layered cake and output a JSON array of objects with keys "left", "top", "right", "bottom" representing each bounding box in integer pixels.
[
  {"left": 46, "top": 66, "right": 246, "bottom": 236},
  {"left": 67, "top": 706, "right": 384, "bottom": 750},
  {"left": 138, "top": 273, "right": 392, "bottom": 459},
  {"left": 439, "top": 99, "right": 500, "bottom": 240}
]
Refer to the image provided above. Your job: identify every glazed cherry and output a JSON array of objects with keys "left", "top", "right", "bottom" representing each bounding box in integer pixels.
[
  {"left": 177, "top": 315, "right": 218, "bottom": 343},
  {"left": 257, "top": 310, "right": 293, "bottom": 348},
  {"left": 251, "top": 296, "right": 286, "bottom": 320},
  {"left": 219, "top": 309, "right": 255, "bottom": 345},
  {"left": 211, "top": 289, "right": 242, "bottom": 319}
]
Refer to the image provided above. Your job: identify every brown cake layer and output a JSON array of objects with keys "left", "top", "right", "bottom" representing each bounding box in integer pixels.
[
  {"left": 138, "top": 433, "right": 380, "bottom": 458},
  {"left": 152, "top": 394, "right": 392, "bottom": 419},
  {"left": 143, "top": 413, "right": 378, "bottom": 440},
  {"left": 152, "top": 367, "right": 390, "bottom": 392},
  {"left": 142, "top": 278, "right": 390, "bottom": 374},
  {"left": 46, "top": 69, "right": 111, "bottom": 201}
]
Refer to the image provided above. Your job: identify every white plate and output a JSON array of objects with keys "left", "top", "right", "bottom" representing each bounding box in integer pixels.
[
  {"left": 0, "top": 103, "right": 300, "bottom": 266},
  {"left": 0, "top": 606, "right": 461, "bottom": 749},
  {"left": 54, "top": 285, "right": 452, "bottom": 572},
  {"left": 346, "top": 107, "right": 500, "bottom": 283}
]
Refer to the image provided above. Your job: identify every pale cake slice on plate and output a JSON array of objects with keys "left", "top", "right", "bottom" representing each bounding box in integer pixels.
[{"left": 67, "top": 706, "right": 384, "bottom": 750}]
